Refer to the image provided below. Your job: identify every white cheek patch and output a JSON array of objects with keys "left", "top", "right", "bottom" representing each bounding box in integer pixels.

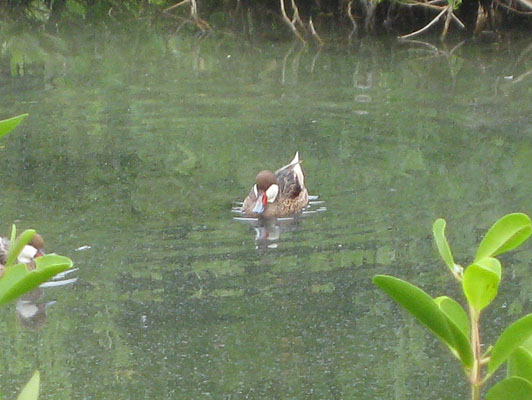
[
  {"left": 18, "top": 245, "right": 38, "bottom": 264},
  {"left": 265, "top": 184, "right": 279, "bottom": 203},
  {"left": 253, "top": 184, "right": 258, "bottom": 197}
]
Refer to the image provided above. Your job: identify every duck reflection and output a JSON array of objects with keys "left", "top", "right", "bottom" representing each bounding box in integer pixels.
[
  {"left": 251, "top": 217, "right": 291, "bottom": 250},
  {"left": 16, "top": 289, "right": 54, "bottom": 329},
  {"left": 15, "top": 267, "right": 78, "bottom": 330}
]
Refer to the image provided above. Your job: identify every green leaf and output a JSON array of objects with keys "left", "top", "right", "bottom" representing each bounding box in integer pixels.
[
  {"left": 476, "top": 257, "right": 502, "bottom": 279},
  {"left": 433, "top": 219, "right": 460, "bottom": 275},
  {"left": 6, "top": 229, "right": 35, "bottom": 267},
  {"left": 508, "top": 347, "right": 532, "bottom": 382},
  {"left": 520, "top": 335, "right": 532, "bottom": 352},
  {"left": 448, "top": 0, "right": 462, "bottom": 9},
  {"left": 475, "top": 213, "right": 532, "bottom": 262},
  {"left": 0, "top": 114, "right": 28, "bottom": 139},
  {"left": 10, "top": 224, "right": 16, "bottom": 246},
  {"left": 434, "top": 296, "right": 470, "bottom": 339},
  {"left": 373, "top": 275, "right": 473, "bottom": 367},
  {"left": 486, "top": 376, "right": 532, "bottom": 400},
  {"left": 489, "top": 314, "right": 532, "bottom": 374},
  {"left": 17, "top": 370, "right": 39, "bottom": 400},
  {"left": 0, "top": 255, "right": 72, "bottom": 305},
  {"left": 462, "top": 263, "right": 500, "bottom": 312}
]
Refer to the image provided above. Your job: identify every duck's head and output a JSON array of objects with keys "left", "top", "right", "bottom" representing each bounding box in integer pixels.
[
  {"left": 29, "top": 233, "right": 45, "bottom": 257},
  {"left": 18, "top": 233, "right": 46, "bottom": 265},
  {"left": 252, "top": 170, "right": 279, "bottom": 215}
]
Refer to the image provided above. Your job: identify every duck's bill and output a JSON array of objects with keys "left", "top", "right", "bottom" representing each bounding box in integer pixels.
[{"left": 253, "top": 199, "right": 265, "bottom": 214}]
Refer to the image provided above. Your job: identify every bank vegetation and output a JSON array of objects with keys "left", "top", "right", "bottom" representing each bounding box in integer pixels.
[{"left": 2, "top": 0, "right": 532, "bottom": 41}]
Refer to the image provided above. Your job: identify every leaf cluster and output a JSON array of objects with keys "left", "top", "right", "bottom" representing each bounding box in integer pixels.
[{"left": 374, "top": 213, "right": 532, "bottom": 399}]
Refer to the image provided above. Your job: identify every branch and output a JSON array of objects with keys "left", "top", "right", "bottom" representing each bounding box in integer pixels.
[
  {"left": 163, "top": 0, "right": 210, "bottom": 31},
  {"left": 441, "top": 6, "right": 453, "bottom": 39},
  {"left": 495, "top": 0, "right": 532, "bottom": 13},
  {"left": 396, "top": 0, "right": 445, "bottom": 11},
  {"left": 451, "top": 13, "right": 465, "bottom": 28},
  {"left": 290, "top": 0, "right": 306, "bottom": 29},
  {"left": 515, "top": 0, "right": 532, "bottom": 10},
  {"left": 280, "top": 0, "right": 306, "bottom": 43},
  {"left": 309, "top": 17, "right": 324, "bottom": 46},
  {"left": 347, "top": 0, "right": 358, "bottom": 31},
  {"left": 398, "top": 7, "right": 447, "bottom": 39},
  {"left": 163, "top": 0, "right": 190, "bottom": 13}
]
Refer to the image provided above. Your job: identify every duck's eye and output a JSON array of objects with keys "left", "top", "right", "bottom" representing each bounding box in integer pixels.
[
  {"left": 253, "top": 184, "right": 258, "bottom": 197},
  {"left": 265, "top": 184, "right": 279, "bottom": 203}
]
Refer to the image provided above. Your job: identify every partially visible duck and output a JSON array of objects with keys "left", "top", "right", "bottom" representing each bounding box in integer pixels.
[
  {"left": 242, "top": 152, "right": 309, "bottom": 218},
  {"left": 0, "top": 233, "right": 46, "bottom": 273}
]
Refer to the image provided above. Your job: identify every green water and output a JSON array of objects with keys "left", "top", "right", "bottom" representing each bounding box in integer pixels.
[{"left": 1, "top": 26, "right": 532, "bottom": 398}]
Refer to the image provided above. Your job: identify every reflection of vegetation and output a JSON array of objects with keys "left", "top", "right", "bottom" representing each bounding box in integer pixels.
[{"left": 375, "top": 214, "right": 532, "bottom": 399}]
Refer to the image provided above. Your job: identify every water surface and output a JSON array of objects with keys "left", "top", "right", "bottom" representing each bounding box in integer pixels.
[{"left": 1, "top": 27, "right": 532, "bottom": 399}]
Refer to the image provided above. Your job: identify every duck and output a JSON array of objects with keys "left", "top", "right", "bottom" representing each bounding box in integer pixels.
[
  {"left": 242, "top": 152, "right": 309, "bottom": 218},
  {"left": 0, "top": 233, "right": 46, "bottom": 275}
]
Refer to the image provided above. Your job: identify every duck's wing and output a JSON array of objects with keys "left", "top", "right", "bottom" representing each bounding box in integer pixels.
[
  {"left": 241, "top": 186, "right": 259, "bottom": 214},
  {"left": 275, "top": 152, "right": 305, "bottom": 199}
]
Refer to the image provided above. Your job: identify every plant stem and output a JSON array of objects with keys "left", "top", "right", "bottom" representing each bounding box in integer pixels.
[{"left": 469, "top": 307, "right": 482, "bottom": 400}]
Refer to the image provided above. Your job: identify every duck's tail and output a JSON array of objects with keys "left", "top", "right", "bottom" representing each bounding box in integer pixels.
[
  {"left": 285, "top": 151, "right": 305, "bottom": 188},
  {"left": 290, "top": 151, "right": 300, "bottom": 165}
]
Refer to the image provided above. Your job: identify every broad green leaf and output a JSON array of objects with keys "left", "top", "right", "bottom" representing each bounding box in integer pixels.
[
  {"left": 475, "top": 213, "right": 532, "bottom": 262},
  {"left": 434, "top": 296, "right": 470, "bottom": 339},
  {"left": 433, "top": 219, "right": 459, "bottom": 275},
  {"left": 489, "top": 314, "right": 532, "bottom": 374},
  {"left": 374, "top": 275, "right": 473, "bottom": 367},
  {"left": 34, "top": 254, "right": 72, "bottom": 270},
  {"left": 476, "top": 257, "right": 501, "bottom": 279},
  {"left": 462, "top": 263, "right": 500, "bottom": 312},
  {"left": 0, "top": 114, "right": 28, "bottom": 138},
  {"left": 0, "top": 255, "right": 72, "bottom": 305},
  {"left": 486, "top": 376, "right": 532, "bottom": 400},
  {"left": 521, "top": 335, "right": 532, "bottom": 352},
  {"left": 6, "top": 229, "right": 35, "bottom": 267},
  {"left": 508, "top": 347, "right": 532, "bottom": 382},
  {"left": 17, "top": 370, "right": 39, "bottom": 400}
]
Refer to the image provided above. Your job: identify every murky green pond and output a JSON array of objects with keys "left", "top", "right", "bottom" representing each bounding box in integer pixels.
[{"left": 1, "top": 26, "right": 532, "bottom": 398}]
